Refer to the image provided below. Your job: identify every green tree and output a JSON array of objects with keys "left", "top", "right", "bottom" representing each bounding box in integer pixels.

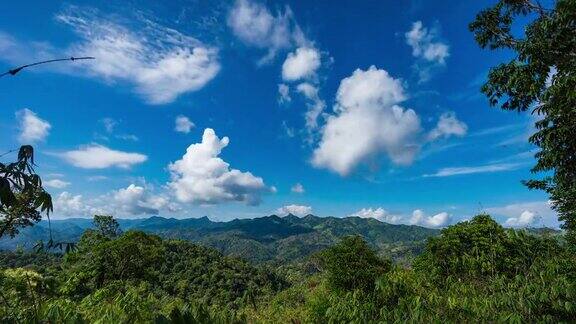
[
  {"left": 414, "top": 214, "right": 564, "bottom": 279},
  {"left": 469, "top": 0, "right": 576, "bottom": 245},
  {"left": 62, "top": 231, "right": 165, "bottom": 294},
  {"left": 93, "top": 215, "right": 122, "bottom": 238},
  {"left": 0, "top": 146, "right": 52, "bottom": 238},
  {"left": 316, "top": 235, "right": 391, "bottom": 292}
]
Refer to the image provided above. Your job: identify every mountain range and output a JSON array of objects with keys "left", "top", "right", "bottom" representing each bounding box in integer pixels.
[{"left": 0, "top": 214, "right": 440, "bottom": 263}]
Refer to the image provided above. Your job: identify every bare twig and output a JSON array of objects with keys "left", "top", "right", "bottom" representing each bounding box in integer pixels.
[{"left": 0, "top": 56, "right": 95, "bottom": 78}]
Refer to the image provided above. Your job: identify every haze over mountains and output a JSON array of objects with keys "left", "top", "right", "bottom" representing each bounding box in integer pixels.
[{"left": 0, "top": 214, "right": 438, "bottom": 263}]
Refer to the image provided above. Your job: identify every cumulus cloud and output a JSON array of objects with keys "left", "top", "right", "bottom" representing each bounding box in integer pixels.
[
  {"left": 227, "top": 0, "right": 306, "bottom": 63},
  {"left": 282, "top": 47, "right": 321, "bottom": 81},
  {"left": 57, "top": 144, "right": 147, "bottom": 169},
  {"left": 44, "top": 179, "right": 71, "bottom": 189},
  {"left": 409, "top": 209, "right": 450, "bottom": 228},
  {"left": 53, "top": 192, "right": 99, "bottom": 217},
  {"left": 312, "top": 66, "right": 422, "bottom": 175},
  {"left": 504, "top": 210, "right": 540, "bottom": 228},
  {"left": 276, "top": 204, "right": 312, "bottom": 217},
  {"left": 405, "top": 21, "right": 449, "bottom": 64},
  {"left": 350, "top": 207, "right": 450, "bottom": 228},
  {"left": 350, "top": 208, "right": 403, "bottom": 224},
  {"left": 427, "top": 112, "right": 467, "bottom": 141},
  {"left": 291, "top": 183, "right": 305, "bottom": 193},
  {"left": 424, "top": 163, "right": 522, "bottom": 177},
  {"left": 168, "top": 128, "right": 271, "bottom": 205},
  {"left": 227, "top": 0, "right": 328, "bottom": 140},
  {"left": 112, "top": 184, "right": 173, "bottom": 215},
  {"left": 53, "top": 184, "right": 178, "bottom": 218},
  {"left": 487, "top": 200, "right": 556, "bottom": 228},
  {"left": 175, "top": 115, "right": 195, "bottom": 134},
  {"left": 405, "top": 21, "right": 449, "bottom": 82},
  {"left": 16, "top": 109, "right": 51, "bottom": 143}
]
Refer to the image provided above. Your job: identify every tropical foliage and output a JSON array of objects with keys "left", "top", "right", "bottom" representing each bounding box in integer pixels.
[
  {"left": 1, "top": 214, "right": 573, "bottom": 323},
  {"left": 0, "top": 146, "right": 52, "bottom": 239},
  {"left": 1, "top": 223, "right": 286, "bottom": 322},
  {"left": 470, "top": 0, "right": 576, "bottom": 245},
  {"left": 251, "top": 215, "right": 575, "bottom": 323}
]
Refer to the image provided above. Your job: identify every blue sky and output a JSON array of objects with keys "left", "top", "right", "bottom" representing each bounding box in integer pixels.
[{"left": 0, "top": 0, "right": 556, "bottom": 228}]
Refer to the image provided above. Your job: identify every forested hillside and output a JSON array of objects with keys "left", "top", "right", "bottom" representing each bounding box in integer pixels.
[
  {"left": 0, "top": 214, "right": 438, "bottom": 264},
  {"left": 1, "top": 214, "right": 574, "bottom": 322}
]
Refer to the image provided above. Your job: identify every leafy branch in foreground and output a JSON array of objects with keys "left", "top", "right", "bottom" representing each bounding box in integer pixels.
[
  {"left": 470, "top": 0, "right": 576, "bottom": 245},
  {"left": 0, "top": 145, "right": 53, "bottom": 238}
]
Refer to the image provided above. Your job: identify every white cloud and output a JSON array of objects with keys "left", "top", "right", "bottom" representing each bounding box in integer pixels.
[
  {"left": 54, "top": 7, "right": 220, "bottom": 104},
  {"left": 350, "top": 207, "right": 450, "bottom": 228},
  {"left": 53, "top": 184, "right": 178, "bottom": 218},
  {"left": 428, "top": 112, "right": 467, "bottom": 141},
  {"left": 291, "top": 183, "right": 305, "bottom": 193},
  {"left": 112, "top": 184, "right": 173, "bottom": 215},
  {"left": 168, "top": 128, "right": 271, "bottom": 205},
  {"left": 44, "top": 179, "right": 71, "bottom": 189},
  {"left": 227, "top": 0, "right": 327, "bottom": 140},
  {"left": 405, "top": 21, "right": 449, "bottom": 82},
  {"left": 57, "top": 144, "right": 147, "bottom": 169},
  {"left": 276, "top": 204, "right": 312, "bottom": 217},
  {"left": 350, "top": 208, "right": 403, "bottom": 224},
  {"left": 424, "top": 163, "right": 521, "bottom": 177},
  {"left": 487, "top": 200, "right": 557, "bottom": 228},
  {"left": 175, "top": 115, "right": 195, "bottom": 134},
  {"left": 0, "top": 8, "right": 220, "bottom": 105},
  {"left": 409, "top": 209, "right": 450, "bottom": 228},
  {"left": 227, "top": 0, "right": 306, "bottom": 63},
  {"left": 296, "top": 83, "right": 326, "bottom": 132},
  {"left": 16, "top": 109, "right": 51, "bottom": 143},
  {"left": 53, "top": 192, "right": 99, "bottom": 217},
  {"left": 504, "top": 210, "right": 540, "bottom": 228},
  {"left": 278, "top": 83, "right": 291, "bottom": 103},
  {"left": 282, "top": 47, "right": 321, "bottom": 81},
  {"left": 54, "top": 192, "right": 83, "bottom": 216},
  {"left": 312, "top": 66, "right": 422, "bottom": 175},
  {"left": 405, "top": 21, "right": 449, "bottom": 64}
]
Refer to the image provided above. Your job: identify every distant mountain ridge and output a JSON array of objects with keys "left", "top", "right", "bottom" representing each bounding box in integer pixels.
[
  {"left": 0, "top": 214, "right": 441, "bottom": 263},
  {"left": 3, "top": 214, "right": 557, "bottom": 264}
]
